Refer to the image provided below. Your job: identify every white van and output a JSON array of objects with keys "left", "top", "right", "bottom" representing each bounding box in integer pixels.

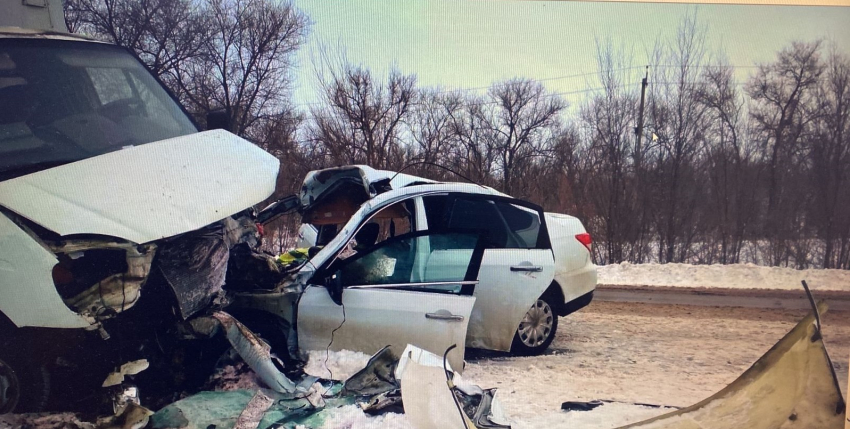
[{"left": 0, "top": 2, "right": 278, "bottom": 413}]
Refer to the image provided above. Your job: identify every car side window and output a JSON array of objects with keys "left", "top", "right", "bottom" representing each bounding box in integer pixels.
[
  {"left": 496, "top": 201, "right": 541, "bottom": 248},
  {"left": 446, "top": 198, "right": 509, "bottom": 248},
  {"left": 335, "top": 199, "right": 416, "bottom": 260},
  {"left": 423, "top": 195, "right": 541, "bottom": 249},
  {"left": 335, "top": 231, "right": 481, "bottom": 295}
]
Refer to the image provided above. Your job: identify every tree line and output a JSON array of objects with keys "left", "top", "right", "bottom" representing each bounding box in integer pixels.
[{"left": 66, "top": 1, "right": 850, "bottom": 269}]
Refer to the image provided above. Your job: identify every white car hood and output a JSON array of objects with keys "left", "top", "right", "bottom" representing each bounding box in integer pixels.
[{"left": 0, "top": 130, "right": 279, "bottom": 244}]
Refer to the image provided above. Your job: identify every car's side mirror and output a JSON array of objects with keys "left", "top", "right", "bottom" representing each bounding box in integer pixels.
[{"left": 206, "top": 109, "right": 231, "bottom": 132}]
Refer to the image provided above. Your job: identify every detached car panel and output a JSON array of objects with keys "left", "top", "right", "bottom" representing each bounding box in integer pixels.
[{"left": 0, "top": 130, "right": 278, "bottom": 245}]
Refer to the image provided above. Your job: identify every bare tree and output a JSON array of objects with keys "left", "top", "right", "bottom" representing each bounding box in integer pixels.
[
  {"left": 808, "top": 47, "right": 850, "bottom": 268},
  {"left": 65, "top": 0, "right": 207, "bottom": 80},
  {"left": 310, "top": 52, "right": 416, "bottom": 169},
  {"left": 68, "top": 0, "right": 310, "bottom": 138},
  {"left": 645, "top": 13, "right": 710, "bottom": 263},
  {"left": 475, "top": 78, "right": 566, "bottom": 195},
  {"left": 577, "top": 40, "right": 644, "bottom": 263},
  {"left": 177, "top": 0, "right": 309, "bottom": 137},
  {"left": 696, "top": 58, "right": 758, "bottom": 264},
  {"left": 746, "top": 41, "right": 824, "bottom": 265},
  {"left": 406, "top": 89, "right": 467, "bottom": 180}
]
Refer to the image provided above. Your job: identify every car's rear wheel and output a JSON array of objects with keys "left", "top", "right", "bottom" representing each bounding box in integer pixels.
[{"left": 510, "top": 295, "right": 558, "bottom": 356}]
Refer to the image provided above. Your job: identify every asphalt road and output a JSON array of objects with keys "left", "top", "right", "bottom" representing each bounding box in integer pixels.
[{"left": 464, "top": 299, "right": 850, "bottom": 428}]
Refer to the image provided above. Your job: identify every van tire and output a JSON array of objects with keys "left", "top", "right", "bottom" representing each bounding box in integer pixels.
[
  {"left": 0, "top": 316, "right": 51, "bottom": 415},
  {"left": 0, "top": 350, "right": 50, "bottom": 414}
]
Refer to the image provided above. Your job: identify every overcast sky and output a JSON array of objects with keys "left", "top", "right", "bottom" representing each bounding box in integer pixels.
[{"left": 289, "top": 1, "right": 850, "bottom": 111}]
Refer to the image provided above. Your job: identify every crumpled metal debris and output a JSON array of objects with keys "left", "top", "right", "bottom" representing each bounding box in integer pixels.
[
  {"left": 614, "top": 302, "right": 845, "bottom": 429},
  {"left": 145, "top": 341, "right": 508, "bottom": 429},
  {"left": 94, "top": 402, "right": 153, "bottom": 429},
  {"left": 210, "top": 311, "right": 301, "bottom": 395},
  {"left": 342, "top": 345, "right": 399, "bottom": 396}
]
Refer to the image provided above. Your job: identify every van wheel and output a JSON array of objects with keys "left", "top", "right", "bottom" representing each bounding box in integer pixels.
[
  {"left": 0, "top": 353, "right": 50, "bottom": 414},
  {"left": 510, "top": 295, "right": 558, "bottom": 356}
]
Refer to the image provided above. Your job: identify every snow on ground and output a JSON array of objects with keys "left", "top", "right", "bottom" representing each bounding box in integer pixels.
[
  {"left": 295, "top": 405, "right": 411, "bottom": 429},
  {"left": 303, "top": 349, "right": 373, "bottom": 380},
  {"left": 598, "top": 262, "right": 850, "bottom": 291}
]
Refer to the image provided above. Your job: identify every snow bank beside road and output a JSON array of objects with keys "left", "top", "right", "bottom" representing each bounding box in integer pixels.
[{"left": 598, "top": 262, "right": 850, "bottom": 291}]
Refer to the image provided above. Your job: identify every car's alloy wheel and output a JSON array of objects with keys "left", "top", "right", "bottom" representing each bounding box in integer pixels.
[
  {"left": 0, "top": 358, "right": 20, "bottom": 414},
  {"left": 511, "top": 295, "right": 559, "bottom": 356}
]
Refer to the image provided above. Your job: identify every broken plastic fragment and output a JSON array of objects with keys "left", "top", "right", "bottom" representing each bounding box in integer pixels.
[
  {"left": 234, "top": 390, "right": 275, "bottom": 429},
  {"left": 102, "top": 360, "right": 149, "bottom": 388},
  {"left": 342, "top": 345, "right": 399, "bottom": 397}
]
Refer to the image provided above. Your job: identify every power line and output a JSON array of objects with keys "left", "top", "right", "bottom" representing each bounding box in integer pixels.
[
  {"left": 292, "top": 63, "right": 763, "bottom": 109},
  {"left": 433, "top": 66, "right": 645, "bottom": 94}
]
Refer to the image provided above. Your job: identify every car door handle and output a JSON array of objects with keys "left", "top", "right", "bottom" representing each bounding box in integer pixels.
[
  {"left": 426, "top": 311, "right": 465, "bottom": 322},
  {"left": 510, "top": 265, "right": 543, "bottom": 272}
]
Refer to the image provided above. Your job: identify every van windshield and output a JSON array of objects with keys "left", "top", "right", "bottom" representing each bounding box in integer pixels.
[{"left": 0, "top": 39, "right": 197, "bottom": 181}]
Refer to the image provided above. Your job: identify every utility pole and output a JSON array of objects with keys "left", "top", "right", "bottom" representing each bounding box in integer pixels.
[{"left": 635, "top": 66, "right": 649, "bottom": 167}]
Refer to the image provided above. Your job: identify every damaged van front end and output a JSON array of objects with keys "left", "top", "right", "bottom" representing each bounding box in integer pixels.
[
  {"left": 0, "top": 27, "right": 280, "bottom": 413},
  {"left": 0, "top": 131, "right": 279, "bottom": 413}
]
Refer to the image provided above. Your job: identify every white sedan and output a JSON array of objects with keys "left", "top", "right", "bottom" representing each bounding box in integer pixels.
[{"left": 243, "top": 166, "right": 597, "bottom": 369}]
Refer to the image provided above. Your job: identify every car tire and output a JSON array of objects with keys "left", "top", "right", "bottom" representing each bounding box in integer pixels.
[
  {"left": 0, "top": 352, "right": 50, "bottom": 414},
  {"left": 510, "top": 294, "right": 559, "bottom": 356}
]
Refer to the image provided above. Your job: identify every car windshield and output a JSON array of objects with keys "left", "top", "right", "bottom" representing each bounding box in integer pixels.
[{"left": 0, "top": 39, "right": 197, "bottom": 181}]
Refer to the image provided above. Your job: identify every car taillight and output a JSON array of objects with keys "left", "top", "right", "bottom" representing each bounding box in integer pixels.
[{"left": 575, "top": 233, "right": 592, "bottom": 253}]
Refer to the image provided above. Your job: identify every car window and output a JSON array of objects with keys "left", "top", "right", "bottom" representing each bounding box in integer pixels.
[
  {"left": 371, "top": 200, "right": 414, "bottom": 245},
  {"left": 337, "top": 200, "right": 415, "bottom": 260},
  {"left": 335, "top": 231, "right": 480, "bottom": 295},
  {"left": 496, "top": 201, "right": 541, "bottom": 248},
  {"left": 423, "top": 194, "right": 448, "bottom": 228},
  {"left": 424, "top": 195, "right": 542, "bottom": 249},
  {"left": 446, "top": 198, "right": 508, "bottom": 248}
]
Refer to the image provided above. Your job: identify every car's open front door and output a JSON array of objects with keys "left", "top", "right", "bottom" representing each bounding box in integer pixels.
[{"left": 297, "top": 231, "right": 484, "bottom": 372}]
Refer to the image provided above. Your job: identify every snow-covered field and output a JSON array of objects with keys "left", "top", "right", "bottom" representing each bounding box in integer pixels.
[{"left": 598, "top": 262, "right": 850, "bottom": 291}]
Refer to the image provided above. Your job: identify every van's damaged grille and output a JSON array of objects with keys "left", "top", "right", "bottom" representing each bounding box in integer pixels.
[{"left": 155, "top": 228, "right": 230, "bottom": 320}]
